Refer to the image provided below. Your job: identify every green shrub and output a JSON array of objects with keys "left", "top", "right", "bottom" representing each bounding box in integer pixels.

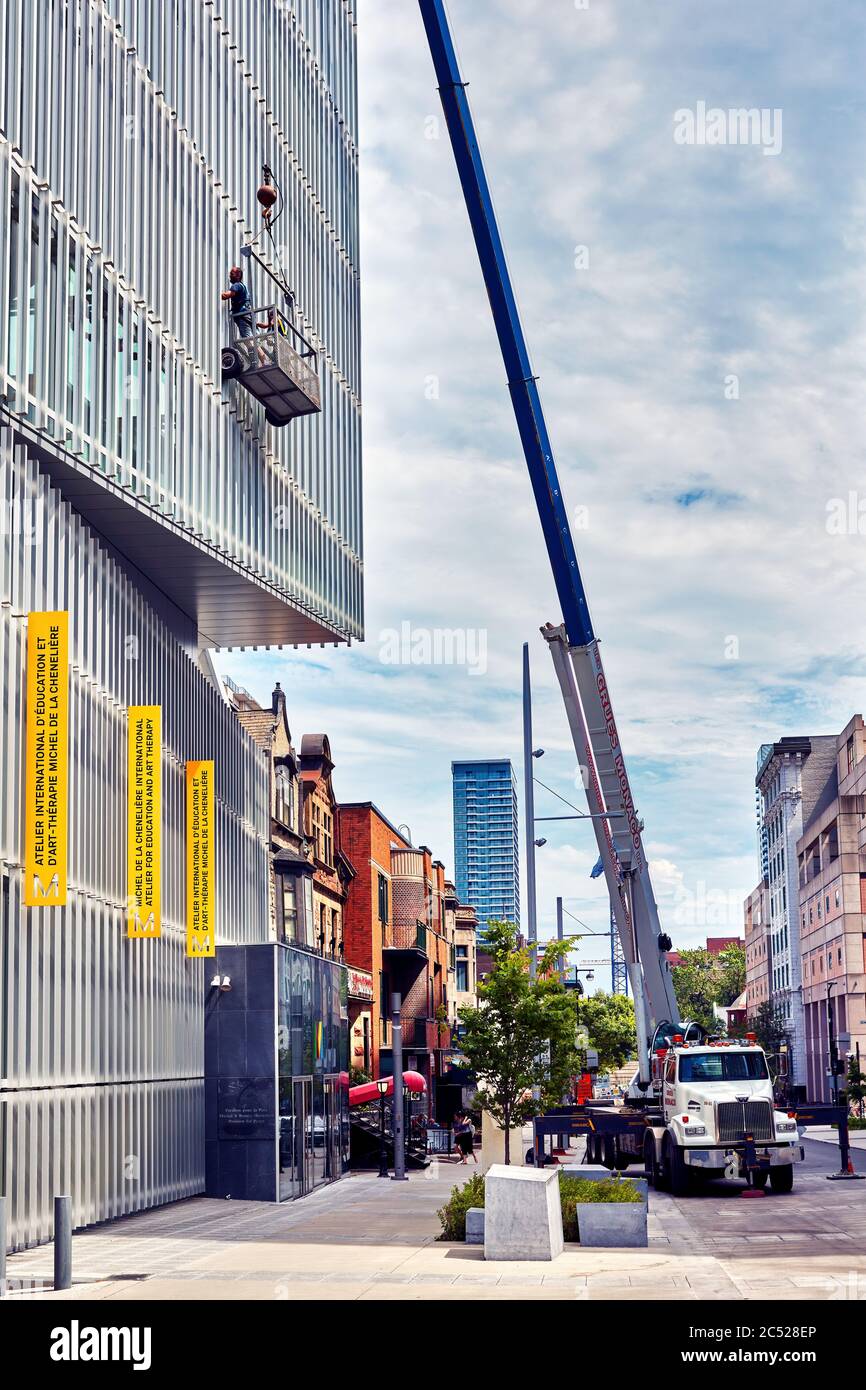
[
  {"left": 848, "top": 1117, "right": 866, "bottom": 1131},
  {"left": 559, "top": 1175, "right": 641, "bottom": 1241},
  {"left": 437, "top": 1170, "right": 641, "bottom": 1242},
  {"left": 436, "top": 1173, "right": 485, "bottom": 1240}
]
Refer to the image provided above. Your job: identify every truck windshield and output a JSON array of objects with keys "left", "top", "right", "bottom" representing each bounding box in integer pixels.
[{"left": 678, "top": 1052, "right": 769, "bottom": 1082}]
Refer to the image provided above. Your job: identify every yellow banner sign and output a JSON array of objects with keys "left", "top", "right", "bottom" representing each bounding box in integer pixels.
[
  {"left": 186, "top": 760, "right": 215, "bottom": 958},
  {"left": 127, "top": 706, "right": 161, "bottom": 937},
  {"left": 24, "top": 612, "right": 69, "bottom": 906}
]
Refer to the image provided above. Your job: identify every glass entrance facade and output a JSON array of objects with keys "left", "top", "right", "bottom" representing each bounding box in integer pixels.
[
  {"left": 277, "top": 946, "right": 349, "bottom": 1200},
  {"left": 205, "top": 941, "right": 348, "bottom": 1204}
]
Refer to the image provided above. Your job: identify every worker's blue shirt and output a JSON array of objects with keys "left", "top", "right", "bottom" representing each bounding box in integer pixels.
[{"left": 229, "top": 281, "right": 251, "bottom": 315}]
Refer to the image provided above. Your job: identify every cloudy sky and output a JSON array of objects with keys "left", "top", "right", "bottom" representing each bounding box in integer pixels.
[{"left": 217, "top": 0, "right": 866, "bottom": 984}]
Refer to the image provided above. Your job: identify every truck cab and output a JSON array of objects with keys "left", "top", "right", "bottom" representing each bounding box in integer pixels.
[{"left": 648, "top": 1040, "right": 802, "bottom": 1194}]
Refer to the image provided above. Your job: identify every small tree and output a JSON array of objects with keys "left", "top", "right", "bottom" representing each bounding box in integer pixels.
[
  {"left": 716, "top": 942, "right": 746, "bottom": 1007},
  {"left": 578, "top": 991, "right": 636, "bottom": 1070},
  {"left": 749, "top": 1000, "right": 789, "bottom": 1052},
  {"left": 456, "top": 922, "right": 581, "bottom": 1163},
  {"left": 671, "top": 949, "right": 719, "bottom": 1033}
]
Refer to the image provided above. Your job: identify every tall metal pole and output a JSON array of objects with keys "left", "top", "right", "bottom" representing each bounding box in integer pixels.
[
  {"left": 556, "top": 895, "right": 564, "bottom": 979},
  {"left": 0, "top": 1195, "right": 6, "bottom": 1297},
  {"left": 391, "top": 993, "right": 408, "bottom": 1181},
  {"left": 523, "top": 643, "right": 538, "bottom": 979}
]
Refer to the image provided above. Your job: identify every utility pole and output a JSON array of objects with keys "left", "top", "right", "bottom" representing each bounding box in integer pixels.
[
  {"left": 556, "top": 895, "right": 565, "bottom": 978},
  {"left": 523, "top": 642, "right": 538, "bottom": 979}
]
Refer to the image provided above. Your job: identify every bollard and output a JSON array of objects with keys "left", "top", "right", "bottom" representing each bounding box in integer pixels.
[
  {"left": 54, "top": 1195, "right": 72, "bottom": 1291},
  {"left": 0, "top": 1195, "right": 6, "bottom": 1298}
]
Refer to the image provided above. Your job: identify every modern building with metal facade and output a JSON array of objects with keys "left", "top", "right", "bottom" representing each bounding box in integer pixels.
[
  {"left": 452, "top": 759, "right": 520, "bottom": 939},
  {"left": 0, "top": 0, "right": 362, "bottom": 646},
  {"left": 0, "top": 0, "right": 361, "bottom": 1249}
]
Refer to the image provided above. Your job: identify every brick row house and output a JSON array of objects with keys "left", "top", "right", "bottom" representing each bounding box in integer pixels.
[
  {"left": 228, "top": 685, "right": 352, "bottom": 960},
  {"left": 744, "top": 880, "right": 771, "bottom": 1018}
]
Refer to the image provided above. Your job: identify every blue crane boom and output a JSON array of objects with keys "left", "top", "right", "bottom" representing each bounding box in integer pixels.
[{"left": 418, "top": 0, "right": 682, "bottom": 1078}]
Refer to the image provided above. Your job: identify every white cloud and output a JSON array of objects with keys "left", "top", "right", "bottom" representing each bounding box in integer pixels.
[{"left": 219, "top": 0, "right": 866, "bottom": 963}]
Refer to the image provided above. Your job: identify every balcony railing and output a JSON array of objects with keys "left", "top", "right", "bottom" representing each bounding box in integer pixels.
[
  {"left": 385, "top": 920, "right": 428, "bottom": 954},
  {"left": 402, "top": 1016, "right": 451, "bottom": 1052}
]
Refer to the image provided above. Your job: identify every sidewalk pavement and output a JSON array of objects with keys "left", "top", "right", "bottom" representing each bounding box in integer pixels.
[
  {"left": 4, "top": 1149, "right": 866, "bottom": 1301},
  {"left": 804, "top": 1126, "right": 866, "bottom": 1148}
]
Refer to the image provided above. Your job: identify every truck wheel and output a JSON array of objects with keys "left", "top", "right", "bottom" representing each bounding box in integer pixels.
[
  {"left": 602, "top": 1136, "right": 616, "bottom": 1170},
  {"left": 663, "top": 1134, "right": 690, "bottom": 1196},
  {"left": 750, "top": 1170, "right": 769, "bottom": 1190},
  {"left": 221, "top": 346, "right": 242, "bottom": 379},
  {"left": 769, "top": 1164, "right": 794, "bottom": 1194},
  {"left": 644, "top": 1134, "right": 663, "bottom": 1189}
]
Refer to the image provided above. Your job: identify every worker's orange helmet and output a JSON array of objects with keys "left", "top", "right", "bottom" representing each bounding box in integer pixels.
[{"left": 229, "top": 265, "right": 243, "bottom": 281}]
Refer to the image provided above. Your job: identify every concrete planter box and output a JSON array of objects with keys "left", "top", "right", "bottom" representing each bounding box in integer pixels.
[
  {"left": 576, "top": 1199, "right": 647, "bottom": 1248},
  {"left": 561, "top": 1166, "right": 648, "bottom": 1204},
  {"left": 465, "top": 1207, "right": 485, "bottom": 1245},
  {"left": 484, "top": 1164, "right": 564, "bottom": 1261}
]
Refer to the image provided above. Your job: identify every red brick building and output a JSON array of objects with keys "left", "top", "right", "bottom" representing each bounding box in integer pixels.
[
  {"left": 299, "top": 734, "right": 353, "bottom": 962},
  {"left": 744, "top": 881, "right": 771, "bottom": 1019},
  {"left": 339, "top": 803, "right": 454, "bottom": 1104}
]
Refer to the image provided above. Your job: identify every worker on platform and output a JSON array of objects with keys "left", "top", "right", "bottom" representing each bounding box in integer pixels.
[{"left": 222, "top": 266, "right": 254, "bottom": 339}]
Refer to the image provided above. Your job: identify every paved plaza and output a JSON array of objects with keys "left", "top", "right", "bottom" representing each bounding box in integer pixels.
[{"left": 5, "top": 1139, "right": 865, "bottom": 1302}]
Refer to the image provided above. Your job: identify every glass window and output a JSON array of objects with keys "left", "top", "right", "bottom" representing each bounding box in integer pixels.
[
  {"left": 377, "top": 872, "right": 389, "bottom": 925},
  {"left": 27, "top": 195, "right": 40, "bottom": 401},
  {"left": 6, "top": 172, "right": 20, "bottom": 401},
  {"left": 275, "top": 766, "right": 295, "bottom": 829},
  {"left": 678, "top": 1052, "right": 769, "bottom": 1083},
  {"left": 303, "top": 876, "right": 314, "bottom": 947},
  {"left": 281, "top": 876, "right": 298, "bottom": 942}
]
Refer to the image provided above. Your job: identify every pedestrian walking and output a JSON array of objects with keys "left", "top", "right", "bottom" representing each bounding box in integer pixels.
[{"left": 453, "top": 1110, "right": 477, "bottom": 1164}]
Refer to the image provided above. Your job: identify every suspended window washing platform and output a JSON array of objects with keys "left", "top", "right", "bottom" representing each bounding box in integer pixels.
[{"left": 222, "top": 305, "right": 321, "bottom": 427}]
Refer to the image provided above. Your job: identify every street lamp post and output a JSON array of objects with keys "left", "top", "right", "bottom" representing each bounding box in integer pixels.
[
  {"left": 376, "top": 1078, "right": 390, "bottom": 1178},
  {"left": 523, "top": 643, "right": 538, "bottom": 980}
]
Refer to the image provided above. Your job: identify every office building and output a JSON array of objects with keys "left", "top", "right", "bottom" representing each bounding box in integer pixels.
[{"left": 452, "top": 759, "right": 520, "bottom": 938}]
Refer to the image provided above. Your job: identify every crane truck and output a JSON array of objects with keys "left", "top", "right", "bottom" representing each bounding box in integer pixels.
[{"left": 417, "top": 0, "right": 803, "bottom": 1193}]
